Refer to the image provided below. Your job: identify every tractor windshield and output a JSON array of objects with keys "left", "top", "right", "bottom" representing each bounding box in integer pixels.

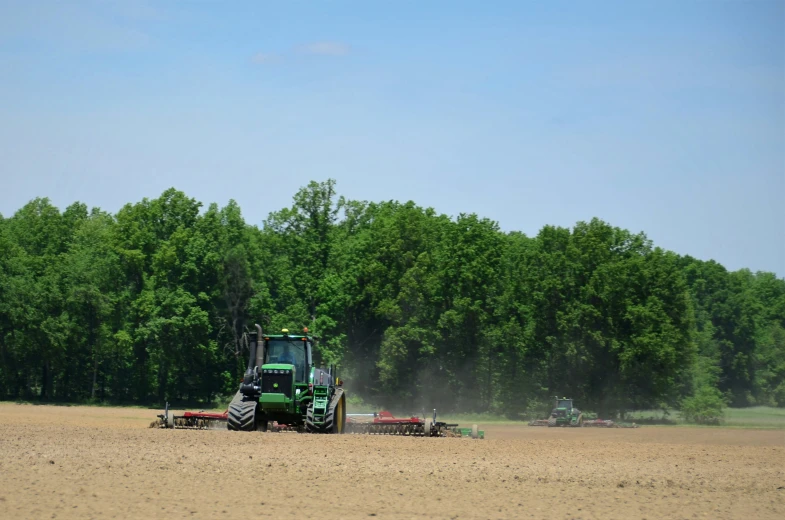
[
  {"left": 265, "top": 339, "right": 307, "bottom": 382},
  {"left": 557, "top": 400, "right": 572, "bottom": 409}
]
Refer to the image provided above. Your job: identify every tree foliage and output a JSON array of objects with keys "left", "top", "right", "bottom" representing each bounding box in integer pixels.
[
  {"left": 679, "top": 385, "right": 728, "bottom": 424},
  {"left": 0, "top": 181, "right": 783, "bottom": 414}
]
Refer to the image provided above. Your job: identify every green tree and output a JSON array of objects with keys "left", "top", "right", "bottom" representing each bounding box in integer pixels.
[{"left": 1, "top": 181, "right": 782, "bottom": 415}]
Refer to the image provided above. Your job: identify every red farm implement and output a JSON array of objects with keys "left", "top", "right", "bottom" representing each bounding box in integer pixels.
[
  {"left": 344, "top": 410, "right": 483, "bottom": 438},
  {"left": 152, "top": 403, "right": 229, "bottom": 429},
  {"left": 153, "top": 404, "right": 484, "bottom": 438}
]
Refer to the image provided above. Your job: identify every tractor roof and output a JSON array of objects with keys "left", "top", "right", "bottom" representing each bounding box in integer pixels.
[{"left": 263, "top": 334, "right": 311, "bottom": 340}]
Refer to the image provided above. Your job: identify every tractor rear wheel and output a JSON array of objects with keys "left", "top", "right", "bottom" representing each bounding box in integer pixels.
[
  {"left": 227, "top": 392, "right": 259, "bottom": 432},
  {"left": 305, "top": 403, "right": 317, "bottom": 432},
  {"left": 305, "top": 388, "right": 346, "bottom": 433},
  {"left": 547, "top": 417, "right": 557, "bottom": 427},
  {"left": 324, "top": 389, "right": 346, "bottom": 434}
]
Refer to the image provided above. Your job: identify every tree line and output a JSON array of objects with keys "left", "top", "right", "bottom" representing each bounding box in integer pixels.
[{"left": 1, "top": 180, "right": 783, "bottom": 416}]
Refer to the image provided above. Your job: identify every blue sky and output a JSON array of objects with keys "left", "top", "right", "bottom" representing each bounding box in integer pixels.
[{"left": 0, "top": 0, "right": 783, "bottom": 275}]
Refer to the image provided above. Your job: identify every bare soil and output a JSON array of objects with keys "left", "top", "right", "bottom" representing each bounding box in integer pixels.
[{"left": 0, "top": 403, "right": 783, "bottom": 519}]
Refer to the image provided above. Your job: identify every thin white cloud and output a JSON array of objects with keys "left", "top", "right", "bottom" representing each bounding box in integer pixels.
[
  {"left": 250, "top": 41, "right": 351, "bottom": 65},
  {"left": 251, "top": 52, "right": 279, "bottom": 64},
  {"left": 297, "top": 41, "right": 350, "bottom": 56}
]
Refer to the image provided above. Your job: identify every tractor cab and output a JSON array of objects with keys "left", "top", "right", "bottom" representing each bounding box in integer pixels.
[
  {"left": 263, "top": 329, "right": 312, "bottom": 382},
  {"left": 542, "top": 396, "right": 584, "bottom": 427},
  {"left": 550, "top": 397, "right": 575, "bottom": 418}
]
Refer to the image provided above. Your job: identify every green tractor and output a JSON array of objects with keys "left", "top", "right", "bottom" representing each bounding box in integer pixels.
[
  {"left": 547, "top": 396, "right": 583, "bottom": 427},
  {"left": 227, "top": 324, "right": 346, "bottom": 433}
]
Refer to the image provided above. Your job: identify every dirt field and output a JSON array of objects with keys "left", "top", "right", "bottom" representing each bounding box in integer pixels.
[{"left": 0, "top": 403, "right": 783, "bottom": 519}]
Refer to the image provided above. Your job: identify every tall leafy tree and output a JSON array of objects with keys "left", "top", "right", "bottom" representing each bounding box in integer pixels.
[{"left": 0, "top": 181, "right": 782, "bottom": 413}]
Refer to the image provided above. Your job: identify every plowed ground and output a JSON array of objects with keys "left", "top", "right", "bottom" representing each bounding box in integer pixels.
[{"left": 0, "top": 404, "right": 783, "bottom": 519}]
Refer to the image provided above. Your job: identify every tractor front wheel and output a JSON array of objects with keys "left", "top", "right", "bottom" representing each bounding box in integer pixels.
[{"left": 227, "top": 393, "right": 260, "bottom": 432}]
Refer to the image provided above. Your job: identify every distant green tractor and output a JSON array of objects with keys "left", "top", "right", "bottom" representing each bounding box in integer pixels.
[
  {"left": 547, "top": 396, "right": 583, "bottom": 427},
  {"left": 227, "top": 324, "right": 346, "bottom": 433}
]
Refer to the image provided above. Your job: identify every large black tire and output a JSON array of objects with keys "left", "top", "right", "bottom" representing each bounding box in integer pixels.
[
  {"left": 305, "top": 402, "right": 317, "bottom": 432},
  {"left": 227, "top": 391, "right": 259, "bottom": 432},
  {"left": 324, "top": 389, "right": 346, "bottom": 434},
  {"left": 305, "top": 388, "right": 346, "bottom": 434}
]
